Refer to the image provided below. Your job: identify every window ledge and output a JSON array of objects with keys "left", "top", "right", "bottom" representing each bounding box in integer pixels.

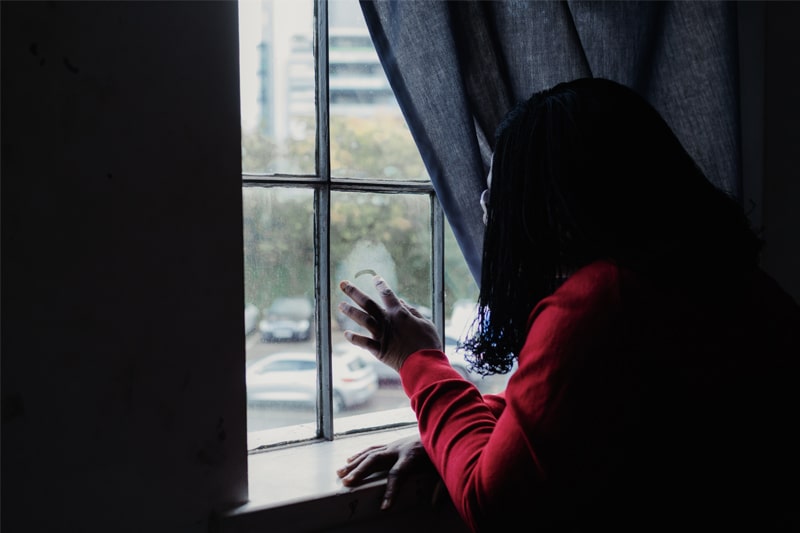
[{"left": 220, "top": 410, "right": 467, "bottom": 532}]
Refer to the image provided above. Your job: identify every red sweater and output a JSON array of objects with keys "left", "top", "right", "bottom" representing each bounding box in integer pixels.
[{"left": 400, "top": 260, "right": 800, "bottom": 532}]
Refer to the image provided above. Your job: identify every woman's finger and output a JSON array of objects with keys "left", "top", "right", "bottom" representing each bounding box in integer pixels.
[
  {"left": 343, "top": 330, "right": 380, "bottom": 356},
  {"left": 373, "top": 276, "right": 402, "bottom": 309},
  {"left": 340, "top": 452, "right": 397, "bottom": 486},
  {"left": 400, "top": 299, "right": 424, "bottom": 319},
  {"left": 340, "top": 280, "right": 385, "bottom": 319},
  {"left": 338, "top": 302, "right": 383, "bottom": 337},
  {"left": 337, "top": 445, "right": 388, "bottom": 479},
  {"left": 381, "top": 453, "right": 415, "bottom": 509},
  {"left": 346, "top": 445, "right": 387, "bottom": 463}
]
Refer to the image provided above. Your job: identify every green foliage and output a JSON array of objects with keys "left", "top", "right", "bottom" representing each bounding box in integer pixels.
[
  {"left": 241, "top": 114, "right": 477, "bottom": 318},
  {"left": 241, "top": 127, "right": 278, "bottom": 174}
]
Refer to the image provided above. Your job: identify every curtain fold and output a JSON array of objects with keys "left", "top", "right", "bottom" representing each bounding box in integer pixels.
[{"left": 360, "top": 0, "right": 741, "bottom": 283}]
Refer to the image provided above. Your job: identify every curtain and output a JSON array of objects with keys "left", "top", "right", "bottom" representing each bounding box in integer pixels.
[{"left": 360, "top": 0, "right": 741, "bottom": 283}]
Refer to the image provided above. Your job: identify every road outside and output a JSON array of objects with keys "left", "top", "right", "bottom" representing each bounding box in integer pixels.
[
  {"left": 244, "top": 325, "right": 510, "bottom": 432},
  {"left": 245, "top": 327, "right": 410, "bottom": 432}
]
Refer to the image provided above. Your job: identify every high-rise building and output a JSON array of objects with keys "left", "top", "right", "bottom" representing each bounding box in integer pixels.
[{"left": 255, "top": 0, "right": 399, "bottom": 144}]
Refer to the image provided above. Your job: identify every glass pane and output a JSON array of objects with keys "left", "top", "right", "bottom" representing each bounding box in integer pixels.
[
  {"left": 239, "top": 0, "right": 315, "bottom": 174},
  {"left": 444, "top": 219, "right": 479, "bottom": 343},
  {"left": 243, "top": 186, "right": 317, "bottom": 439},
  {"left": 443, "top": 222, "right": 510, "bottom": 395},
  {"left": 328, "top": 0, "right": 428, "bottom": 180},
  {"left": 330, "top": 191, "right": 431, "bottom": 426}
]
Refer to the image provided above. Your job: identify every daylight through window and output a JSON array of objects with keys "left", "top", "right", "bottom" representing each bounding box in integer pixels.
[{"left": 239, "top": 0, "right": 487, "bottom": 451}]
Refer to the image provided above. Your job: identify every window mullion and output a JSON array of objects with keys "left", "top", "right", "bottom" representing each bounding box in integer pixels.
[
  {"left": 314, "top": 0, "right": 334, "bottom": 440},
  {"left": 432, "top": 195, "right": 445, "bottom": 343}
]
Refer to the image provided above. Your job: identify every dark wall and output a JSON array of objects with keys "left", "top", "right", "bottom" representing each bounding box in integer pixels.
[
  {"left": 1, "top": 2, "right": 248, "bottom": 532},
  {"left": 761, "top": 1, "right": 800, "bottom": 301}
]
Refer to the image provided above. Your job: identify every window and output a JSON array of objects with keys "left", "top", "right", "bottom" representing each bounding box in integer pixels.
[{"left": 239, "top": 0, "right": 485, "bottom": 451}]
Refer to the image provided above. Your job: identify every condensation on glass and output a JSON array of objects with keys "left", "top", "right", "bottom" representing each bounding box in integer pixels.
[{"left": 243, "top": 187, "right": 318, "bottom": 439}]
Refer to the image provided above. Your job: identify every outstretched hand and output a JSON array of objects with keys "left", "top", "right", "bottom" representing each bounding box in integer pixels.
[
  {"left": 337, "top": 435, "right": 438, "bottom": 510},
  {"left": 338, "top": 275, "right": 442, "bottom": 372}
]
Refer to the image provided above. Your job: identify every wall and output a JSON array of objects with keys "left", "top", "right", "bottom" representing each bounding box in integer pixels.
[
  {"left": 761, "top": 1, "right": 800, "bottom": 301},
  {"left": 1, "top": 2, "right": 248, "bottom": 532}
]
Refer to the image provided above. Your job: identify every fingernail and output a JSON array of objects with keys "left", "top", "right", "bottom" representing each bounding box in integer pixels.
[
  {"left": 340, "top": 280, "right": 349, "bottom": 289},
  {"left": 343, "top": 331, "right": 353, "bottom": 341}
]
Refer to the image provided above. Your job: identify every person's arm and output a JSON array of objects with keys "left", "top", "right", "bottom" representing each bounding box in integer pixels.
[
  {"left": 401, "top": 262, "right": 622, "bottom": 531},
  {"left": 483, "top": 392, "right": 506, "bottom": 417},
  {"left": 336, "top": 263, "right": 622, "bottom": 531},
  {"left": 337, "top": 386, "right": 508, "bottom": 508}
]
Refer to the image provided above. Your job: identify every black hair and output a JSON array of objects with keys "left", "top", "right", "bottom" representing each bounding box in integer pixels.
[{"left": 461, "top": 77, "right": 762, "bottom": 376}]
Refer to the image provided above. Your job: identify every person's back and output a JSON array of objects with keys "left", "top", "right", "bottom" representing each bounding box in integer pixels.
[
  {"left": 556, "top": 263, "right": 800, "bottom": 531},
  {"left": 464, "top": 79, "right": 800, "bottom": 529},
  {"left": 471, "top": 259, "right": 800, "bottom": 532}
]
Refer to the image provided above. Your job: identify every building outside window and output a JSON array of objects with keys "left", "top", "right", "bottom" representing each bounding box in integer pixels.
[{"left": 239, "top": 0, "right": 499, "bottom": 451}]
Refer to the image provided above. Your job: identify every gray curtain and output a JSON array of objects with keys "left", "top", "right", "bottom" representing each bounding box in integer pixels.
[{"left": 360, "top": 0, "right": 741, "bottom": 282}]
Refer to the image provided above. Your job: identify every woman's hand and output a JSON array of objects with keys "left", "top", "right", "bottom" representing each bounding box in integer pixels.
[
  {"left": 338, "top": 275, "right": 442, "bottom": 372},
  {"left": 337, "top": 435, "right": 436, "bottom": 510}
]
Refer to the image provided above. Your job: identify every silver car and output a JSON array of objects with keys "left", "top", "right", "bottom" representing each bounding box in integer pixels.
[
  {"left": 333, "top": 336, "right": 513, "bottom": 395},
  {"left": 259, "top": 297, "right": 314, "bottom": 342},
  {"left": 246, "top": 351, "right": 378, "bottom": 412}
]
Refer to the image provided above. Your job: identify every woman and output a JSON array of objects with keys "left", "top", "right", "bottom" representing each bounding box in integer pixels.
[{"left": 336, "top": 78, "right": 800, "bottom": 532}]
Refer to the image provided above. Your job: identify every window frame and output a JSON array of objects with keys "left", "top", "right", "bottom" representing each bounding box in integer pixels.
[{"left": 242, "top": 0, "right": 446, "bottom": 449}]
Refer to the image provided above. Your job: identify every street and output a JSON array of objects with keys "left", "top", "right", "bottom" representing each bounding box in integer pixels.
[
  {"left": 244, "top": 326, "right": 509, "bottom": 432},
  {"left": 245, "top": 328, "right": 411, "bottom": 431}
]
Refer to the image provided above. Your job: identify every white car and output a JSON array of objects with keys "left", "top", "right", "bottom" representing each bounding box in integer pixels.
[
  {"left": 334, "top": 335, "right": 513, "bottom": 394},
  {"left": 246, "top": 351, "right": 378, "bottom": 412}
]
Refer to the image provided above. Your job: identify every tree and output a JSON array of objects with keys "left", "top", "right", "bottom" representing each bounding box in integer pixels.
[{"left": 242, "top": 114, "right": 477, "bottom": 318}]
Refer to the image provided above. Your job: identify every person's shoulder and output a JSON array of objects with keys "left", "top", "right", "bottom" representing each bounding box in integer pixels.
[
  {"left": 559, "top": 259, "right": 624, "bottom": 300},
  {"left": 536, "top": 260, "right": 627, "bottom": 321},
  {"left": 526, "top": 260, "right": 626, "bottom": 338}
]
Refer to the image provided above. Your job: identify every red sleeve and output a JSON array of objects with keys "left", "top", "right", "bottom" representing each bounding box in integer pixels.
[
  {"left": 482, "top": 392, "right": 506, "bottom": 417},
  {"left": 399, "top": 261, "right": 622, "bottom": 532}
]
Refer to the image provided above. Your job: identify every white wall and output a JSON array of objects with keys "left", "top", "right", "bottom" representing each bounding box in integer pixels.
[{"left": 1, "top": 2, "right": 248, "bottom": 532}]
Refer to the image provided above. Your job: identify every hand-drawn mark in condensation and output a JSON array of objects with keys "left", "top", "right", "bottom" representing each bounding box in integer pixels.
[{"left": 355, "top": 269, "right": 377, "bottom": 279}]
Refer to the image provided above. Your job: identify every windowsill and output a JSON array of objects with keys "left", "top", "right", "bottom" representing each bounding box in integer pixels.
[{"left": 220, "top": 408, "right": 468, "bottom": 532}]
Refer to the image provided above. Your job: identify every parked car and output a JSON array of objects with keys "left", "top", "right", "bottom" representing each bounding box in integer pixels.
[
  {"left": 259, "top": 296, "right": 314, "bottom": 342},
  {"left": 244, "top": 303, "right": 260, "bottom": 336},
  {"left": 245, "top": 351, "right": 378, "bottom": 412},
  {"left": 333, "top": 341, "right": 400, "bottom": 384},
  {"left": 333, "top": 333, "right": 512, "bottom": 392}
]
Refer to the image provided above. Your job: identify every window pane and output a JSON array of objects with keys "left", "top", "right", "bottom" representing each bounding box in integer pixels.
[
  {"left": 328, "top": 0, "right": 427, "bottom": 180},
  {"left": 243, "top": 186, "right": 317, "bottom": 438},
  {"left": 443, "top": 222, "right": 508, "bottom": 395},
  {"left": 240, "top": 0, "right": 316, "bottom": 174},
  {"left": 444, "top": 219, "right": 479, "bottom": 342},
  {"left": 330, "top": 191, "right": 430, "bottom": 425}
]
